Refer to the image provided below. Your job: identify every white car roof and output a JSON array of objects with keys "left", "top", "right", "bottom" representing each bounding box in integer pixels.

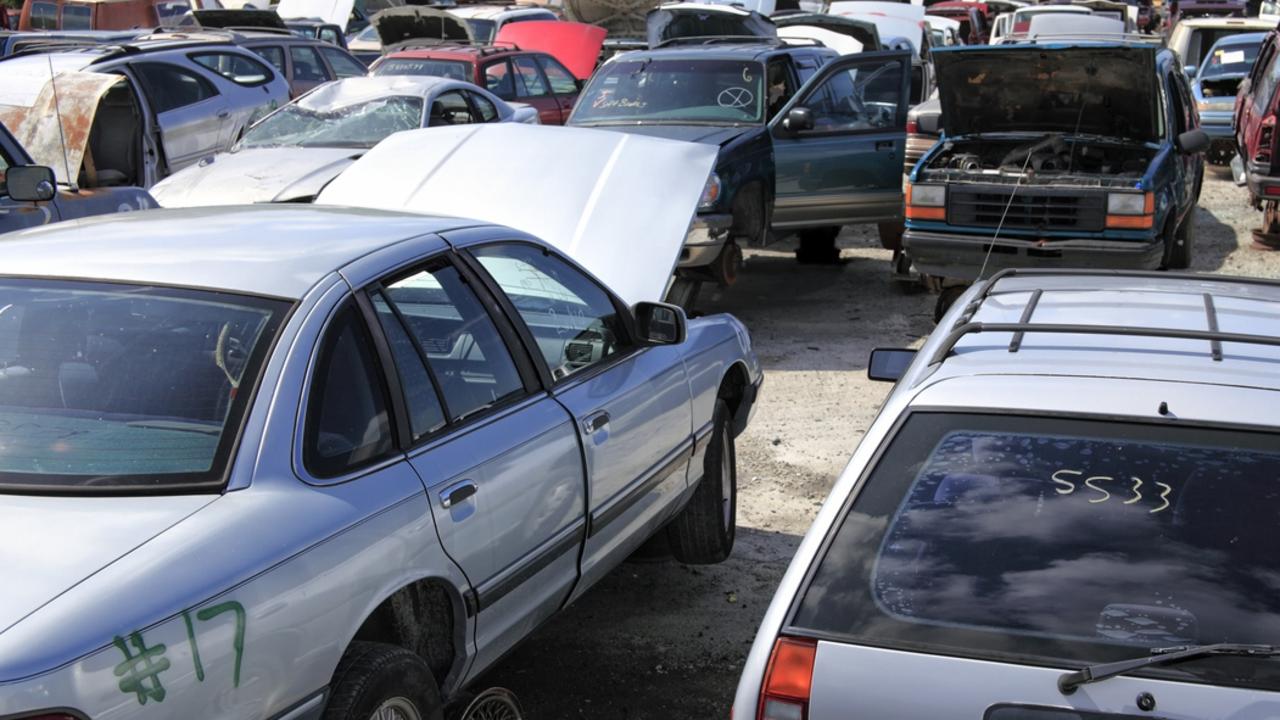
[
  {"left": 0, "top": 205, "right": 464, "bottom": 300},
  {"left": 447, "top": 5, "right": 555, "bottom": 20}
]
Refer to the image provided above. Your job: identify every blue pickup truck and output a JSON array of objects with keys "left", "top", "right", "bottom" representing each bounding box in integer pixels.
[
  {"left": 569, "top": 40, "right": 912, "bottom": 300},
  {"left": 903, "top": 41, "right": 1209, "bottom": 316}
]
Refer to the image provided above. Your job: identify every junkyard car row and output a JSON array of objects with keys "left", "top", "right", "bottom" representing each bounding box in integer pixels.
[{"left": 0, "top": 0, "right": 1279, "bottom": 718}]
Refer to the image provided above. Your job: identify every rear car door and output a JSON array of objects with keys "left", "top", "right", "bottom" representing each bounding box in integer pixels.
[
  {"left": 466, "top": 242, "right": 693, "bottom": 594},
  {"left": 130, "top": 61, "right": 230, "bottom": 173},
  {"left": 769, "top": 51, "right": 911, "bottom": 232},
  {"left": 288, "top": 44, "right": 333, "bottom": 98},
  {"left": 535, "top": 53, "right": 579, "bottom": 124},
  {"left": 368, "top": 249, "right": 587, "bottom": 674},
  {"left": 511, "top": 54, "right": 562, "bottom": 125}
]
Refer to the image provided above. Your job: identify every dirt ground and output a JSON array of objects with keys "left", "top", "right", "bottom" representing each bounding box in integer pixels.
[{"left": 478, "top": 167, "right": 1279, "bottom": 718}]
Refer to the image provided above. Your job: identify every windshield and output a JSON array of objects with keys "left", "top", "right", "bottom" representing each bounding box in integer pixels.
[
  {"left": 572, "top": 59, "right": 765, "bottom": 126},
  {"left": 791, "top": 413, "right": 1280, "bottom": 691},
  {"left": 373, "top": 57, "right": 472, "bottom": 81},
  {"left": 240, "top": 96, "right": 425, "bottom": 149},
  {"left": 0, "top": 280, "right": 286, "bottom": 493},
  {"left": 1200, "top": 41, "right": 1261, "bottom": 78}
]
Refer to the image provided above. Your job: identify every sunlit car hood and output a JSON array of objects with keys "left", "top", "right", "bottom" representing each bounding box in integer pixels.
[
  {"left": 150, "top": 147, "right": 363, "bottom": 207},
  {"left": 0, "top": 494, "right": 214, "bottom": 648},
  {"left": 275, "top": 0, "right": 354, "bottom": 29},
  {"left": 317, "top": 123, "right": 718, "bottom": 305},
  {"left": 595, "top": 124, "right": 756, "bottom": 147},
  {"left": 934, "top": 45, "right": 1158, "bottom": 142}
]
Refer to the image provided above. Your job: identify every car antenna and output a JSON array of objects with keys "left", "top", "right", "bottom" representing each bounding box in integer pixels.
[
  {"left": 975, "top": 150, "right": 1034, "bottom": 281},
  {"left": 46, "top": 54, "right": 78, "bottom": 192}
]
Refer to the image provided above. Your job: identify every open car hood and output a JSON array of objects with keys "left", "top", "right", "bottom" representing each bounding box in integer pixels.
[
  {"left": 316, "top": 124, "right": 719, "bottom": 305},
  {"left": 192, "top": 8, "right": 287, "bottom": 28},
  {"left": 773, "top": 13, "right": 880, "bottom": 51},
  {"left": 645, "top": 5, "right": 777, "bottom": 48},
  {"left": 0, "top": 70, "right": 123, "bottom": 184},
  {"left": 495, "top": 21, "right": 605, "bottom": 80},
  {"left": 830, "top": 2, "right": 924, "bottom": 54},
  {"left": 934, "top": 45, "right": 1159, "bottom": 142},
  {"left": 372, "top": 6, "right": 473, "bottom": 48},
  {"left": 275, "top": 0, "right": 353, "bottom": 27}
]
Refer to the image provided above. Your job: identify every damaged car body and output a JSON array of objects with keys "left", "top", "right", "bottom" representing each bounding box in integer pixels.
[{"left": 903, "top": 43, "right": 1208, "bottom": 304}]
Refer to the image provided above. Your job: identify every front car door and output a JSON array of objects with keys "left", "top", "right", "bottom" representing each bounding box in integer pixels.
[
  {"left": 130, "top": 60, "right": 230, "bottom": 173},
  {"left": 510, "top": 54, "right": 562, "bottom": 125},
  {"left": 464, "top": 241, "right": 693, "bottom": 596},
  {"left": 769, "top": 50, "right": 911, "bottom": 232},
  {"left": 535, "top": 53, "right": 579, "bottom": 124}
]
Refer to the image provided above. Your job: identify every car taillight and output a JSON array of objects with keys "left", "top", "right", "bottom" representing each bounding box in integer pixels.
[
  {"left": 758, "top": 636, "right": 817, "bottom": 720},
  {"left": 906, "top": 118, "right": 919, "bottom": 134},
  {"left": 1258, "top": 115, "right": 1275, "bottom": 164}
]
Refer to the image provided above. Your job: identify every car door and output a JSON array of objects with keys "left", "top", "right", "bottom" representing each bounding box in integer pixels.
[
  {"left": 427, "top": 90, "right": 477, "bottom": 126},
  {"left": 464, "top": 241, "right": 694, "bottom": 596},
  {"left": 288, "top": 44, "right": 332, "bottom": 98},
  {"left": 366, "top": 250, "right": 586, "bottom": 674},
  {"left": 318, "top": 45, "right": 368, "bottom": 80},
  {"left": 769, "top": 50, "right": 911, "bottom": 232},
  {"left": 510, "top": 54, "right": 561, "bottom": 125},
  {"left": 535, "top": 53, "right": 579, "bottom": 124},
  {"left": 130, "top": 60, "right": 230, "bottom": 173},
  {"left": 1170, "top": 72, "right": 1201, "bottom": 210}
]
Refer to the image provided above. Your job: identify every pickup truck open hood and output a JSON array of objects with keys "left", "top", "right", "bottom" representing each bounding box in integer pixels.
[
  {"left": 934, "top": 45, "right": 1159, "bottom": 142},
  {"left": 372, "top": 7, "right": 473, "bottom": 48},
  {"left": 275, "top": 0, "right": 352, "bottom": 28},
  {"left": 645, "top": 5, "right": 776, "bottom": 48},
  {"left": 316, "top": 124, "right": 718, "bottom": 305}
]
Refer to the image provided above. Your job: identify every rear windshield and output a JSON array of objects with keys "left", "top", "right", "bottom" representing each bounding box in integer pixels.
[
  {"left": 0, "top": 280, "right": 286, "bottom": 493},
  {"left": 791, "top": 413, "right": 1280, "bottom": 691},
  {"left": 1200, "top": 40, "right": 1261, "bottom": 78},
  {"left": 373, "top": 57, "right": 472, "bottom": 81},
  {"left": 572, "top": 59, "right": 765, "bottom": 126}
]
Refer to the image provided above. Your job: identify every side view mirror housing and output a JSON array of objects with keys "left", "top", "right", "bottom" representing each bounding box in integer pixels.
[
  {"left": 781, "top": 106, "right": 814, "bottom": 134},
  {"left": 633, "top": 301, "right": 687, "bottom": 346},
  {"left": 868, "top": 347, "right": 917, "bottom": 382},
  {"left": 6, "top": 165, "right": 56, "bottom": 202},
  {"left": 1177, "top": 128, "right": 1210, "bottom": 155},
  {"left": 1183, "top": 64, "right": 1197, "bottom": 78}
]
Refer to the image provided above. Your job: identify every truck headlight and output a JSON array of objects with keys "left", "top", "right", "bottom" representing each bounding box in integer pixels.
[
  {"left": 1106, "top": 191, "right": 1155, "bottom": 229},
  {"left": 906, "top": 183, "right": 946, "bottom": 221},
  {"left": 698, "top": 172, "right": 722, "bottom": 211}
]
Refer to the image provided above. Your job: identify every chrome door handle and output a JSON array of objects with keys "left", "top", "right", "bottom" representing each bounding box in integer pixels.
[
  {"left": 441, "top": 481, "right": 477, "bottom": 509},
  {"left": 583, "top": 411, "right": 610, "bottom": 434}
]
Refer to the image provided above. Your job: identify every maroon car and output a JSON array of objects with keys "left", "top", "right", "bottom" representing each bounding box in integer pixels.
[
  {"left": 1234, "top": 24, "right": 1280, "bottom": 247},
  {"left": 370, "top": 45, "right": 580, "bottom": 125}
]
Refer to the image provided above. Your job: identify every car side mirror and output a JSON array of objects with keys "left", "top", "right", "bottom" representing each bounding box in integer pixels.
[
  {"left": 6, "top": 165, "right": 56, "bottom": 202},
  {"left": 782, "top": 106, "right": 814, "bottom": 134},
  {"left": 1183, "top": 64, "right": 1197, "bottom": 77},
  {"left": 1177, "top": 128, "right": 1210, "bottom": 154},
  {"left": 634, "top": 301, "right": 687, "bottom": 345},
  {"left": 868, "top": 348, "right": 917, "bottom": 382}
]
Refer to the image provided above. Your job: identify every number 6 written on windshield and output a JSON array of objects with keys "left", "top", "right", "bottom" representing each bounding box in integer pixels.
[{"left": 1051, "top": 469, "right": 1172, "bottom": 513}]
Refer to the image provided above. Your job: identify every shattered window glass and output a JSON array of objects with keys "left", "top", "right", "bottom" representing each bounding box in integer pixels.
[
  {"left": 240, "top": 96, "right": 425, "bottom": 148},
  {"left": 573, "top": 59, "right": 765, "bottom": 125}
]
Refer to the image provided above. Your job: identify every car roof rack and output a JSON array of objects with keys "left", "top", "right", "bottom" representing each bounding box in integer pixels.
[
  {"left": 929, "top": 268, "right": 1280, "bottom": 366},
  {"left": 653, "top": 34, "right": 785, "bottom": 48},
  {"left": 1001, "top": 30, "right": 1162, "bottom": 44}
]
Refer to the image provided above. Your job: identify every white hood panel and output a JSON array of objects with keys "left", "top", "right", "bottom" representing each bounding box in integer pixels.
[{"left": 150, "top": 147, "right": 362, "bottom": 207}]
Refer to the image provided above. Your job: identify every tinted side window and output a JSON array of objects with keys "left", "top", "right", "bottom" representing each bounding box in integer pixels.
[
  {"left": 290, "top": 45, "right": 329, "bottom": 82},
  {"left": 469, "top": 91, "right": 499, "bottom": 122},
  {"left": 805, "top": 58, "right": 903, "bottom": 132},
  {"left": 319, "top": 27, "right": 341, "bottom": 45},
  {"left": 370, "top": 293, "right": 446, "bottom": 441},
  {"left": 538, "top": 55, "right": 577, "bottom": 95},
  {"left": 61, "top": 4, "right": 91, "bottom": 29},
  {"left": 1255, "top": 49, "right": 1280, "bottom": 112},
  {"left": 513, "top": 55, "right": 548, "bottom": 98},
  {"left": 320, "top": 46, "right": 367, "bottom": 79},
  {"left": 471, "top": 244, "right": 631, "bottom": 381},
  {"left": 252, "top": 46, "right": 286, "bottom": 74},
  {"left": 134, "top": 62, "right": 219, "bottom": 113},
  {"left": 190, "top": 52, "right": 273, "bottom": 87},
  {"left": 304, "top": 304, "right": 395, "bottom": 478},
  {"left": 381, "top": 263, "right": 524, "bottom": 423},
  {"left": 484, "top": 60, "right": 515, "bottom": 100},
  {"left": 29, "top": 2, "right": 58, "bottom": 29}
]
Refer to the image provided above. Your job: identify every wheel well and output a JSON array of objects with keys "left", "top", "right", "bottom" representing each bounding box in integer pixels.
[
  {"left": 350, "top": 578, "right": 461, "bottom": 691},
  {"left": 719, "top": 362, "right": 750, "bottom": 425},
  {"left": 730, "top": 182, "right": 766, "bottom": 241}
]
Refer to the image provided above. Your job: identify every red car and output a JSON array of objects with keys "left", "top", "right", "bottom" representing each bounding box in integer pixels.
[
  {"left": 1235, "top": 25, "right": 1280, "bottom": 247},
  {"left": 371, "top": 46, "right": 581, "bottom": 125}
]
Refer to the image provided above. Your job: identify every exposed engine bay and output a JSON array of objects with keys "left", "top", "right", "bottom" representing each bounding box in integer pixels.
[{"left": 923, "top": 134, "right": 1156, "bottom": 187}]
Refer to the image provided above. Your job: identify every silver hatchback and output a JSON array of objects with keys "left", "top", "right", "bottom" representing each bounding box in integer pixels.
[{"left": 735, "top": 269, "right": 1280, "bottom": 720}]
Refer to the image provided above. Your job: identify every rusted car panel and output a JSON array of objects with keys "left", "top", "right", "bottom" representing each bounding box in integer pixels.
[{"left": 0, "top": 71, "right": 121, "bottom": 184}]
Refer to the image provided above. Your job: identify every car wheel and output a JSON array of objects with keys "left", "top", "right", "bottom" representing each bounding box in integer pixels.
[
  {"left": 934, "top": 284, "right": 968, "bottom": 323},
  {"left": 667, "top": 399, "right": 736, "bottom": 565},
  {"left": 323, "top": 642, "right": 443, "bottom": 720},
  {"left": 795, "top": 226, "right": 842, "bottom": 264},
  {"left": 1161, "top": 213, "right": 1194, "bottom": 270},
  {"left": 459, "top": 688, "right": 523, "bottom": 720}
]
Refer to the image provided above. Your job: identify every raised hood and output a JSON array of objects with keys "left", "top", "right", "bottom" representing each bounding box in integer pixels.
[
  {"left": 149, "top": 147, "right": 362, "bottom": 207},
  {"left": 645, "top": 5, "right": 776, "bottom": 48},
  {"left": 935, "top": 45, "right": 1159, "bottom": 142},
  {"left": 494, "top": 21, "right": 606, "bottom": 80},
  {"left": 317, "top": 124, "right": 718, "bottom": 305},
  {"left": 372, "top": 7, "right": 473, "bottom": 48},
  {"left": 275, "top": 0, "right": 353, "bottom": 27},
  {"left": 0, "top": 494, "right": 213, "bottom": 641},
  {"left": 192, "top": 8, "right": 287, "bottom": 29},
  {"left": 773, "top": 13, "right": 881, "bottom": 51}
]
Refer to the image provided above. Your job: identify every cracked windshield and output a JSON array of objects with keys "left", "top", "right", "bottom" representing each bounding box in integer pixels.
[{"left": 239, "top": 95, "right": 425, "bottom": 148}]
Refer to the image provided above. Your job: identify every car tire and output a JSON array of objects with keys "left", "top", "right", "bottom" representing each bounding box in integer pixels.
[
  {"left": 667, "top": 399, "right": 736, "bottom": 565},
  {"left": 934, "top": 284, "right": 968, "bottom": 323},
  {"left": 323, "top": 642, "right": 443, "bottom": 720},
  {"left": 1163, "top": 212, "right": 1194, "bottom": 270},
  {"left": 795, "top": 226, "right": 842, "bottom": 264}
]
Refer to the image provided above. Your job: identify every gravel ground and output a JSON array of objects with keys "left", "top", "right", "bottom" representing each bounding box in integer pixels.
[{"left": 477, "top": 167, "right": 1279, "bottom": 719}]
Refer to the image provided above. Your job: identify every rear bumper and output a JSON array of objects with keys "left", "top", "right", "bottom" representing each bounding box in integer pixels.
[
  {"left": 904, "top": 229, "right": 1164, "bottom": 280},
  {"left": 904, "top": 134, "right": 938, "bottom": 173},
  {"left": 681, "top": 212, "right": 733, "bottom": 268},
  {"left": 1244, "top": 160, "right": 1280, "bottom": 202}
]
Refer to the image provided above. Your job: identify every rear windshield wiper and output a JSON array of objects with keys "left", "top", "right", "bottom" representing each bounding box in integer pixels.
[{"left": 1059, "top": 643, "right": 1280, "bottom": 694}]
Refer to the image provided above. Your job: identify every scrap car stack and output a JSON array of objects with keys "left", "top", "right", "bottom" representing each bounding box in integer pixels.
[{"left": 0, "top": 0, "right": 1278, "bottom": 717}]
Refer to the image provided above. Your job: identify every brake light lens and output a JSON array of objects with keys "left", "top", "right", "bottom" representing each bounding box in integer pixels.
[
  {"left": 758, "top": 636, "right": 817, "bottom": 720},
  {"left": 906, "top": 118, "right": 919, "bottom": 134},
  {"left": 1257, "top": 115, "right": 1275, "bottom": 164}
]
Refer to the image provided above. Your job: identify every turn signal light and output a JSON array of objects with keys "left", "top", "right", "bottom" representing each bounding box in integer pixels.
[{"left": 758, "top": 636, "right": 817, "bottom": 720}]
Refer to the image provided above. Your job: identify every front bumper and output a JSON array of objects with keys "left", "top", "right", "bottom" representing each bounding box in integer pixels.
[
  {"left": 681, "top": 212, "right": 733, "bottom": 268},
  {"left": 904, "top": 229, "right": 1164, "bottom": 280}
]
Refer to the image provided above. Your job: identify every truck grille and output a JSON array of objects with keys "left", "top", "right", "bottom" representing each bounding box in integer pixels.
[{"left": 948, "top": 187, "right": 1106, "bottom": 232}]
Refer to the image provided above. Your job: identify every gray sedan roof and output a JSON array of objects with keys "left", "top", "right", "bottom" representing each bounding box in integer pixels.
[{"left": 0, "top": 205, "right": 461, "bottom": 300}]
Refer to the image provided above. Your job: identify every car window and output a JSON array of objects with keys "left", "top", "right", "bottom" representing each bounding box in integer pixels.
[
  {"left": 468, "top": 91, "right": 499, "bottom": 122},
  {"left": 60, "top": 3, "right": 91, "bottom": 29},
  {"left": 0, "top": 147, "right": 10, "bottom": 197},
  {"left": 133, "top": 62, "right": 220, "bottom": 113},
  {"left": 304, "top": 303, "right": 395, "bottom": 478},
  {"left": 320, "top": 46, "right": 367, "bottom": 79},
  {"left": 0, "top": 279, "right": 286, "bottom": 491},
  {"left": 252, "top": 45, "right": 286, "bottom": 74},
  {"left": 319, "top": 27, "right": 341, "bottom": 45},
  {"left": 379, "top": 262, "right": 525, "bottom": 423},
  {"left": 803, "top": 58, "right": 903, "bottom": 132},
  {"left": 1255, "top": 48, "right": 1280, "bottom": 112},
  {"left": 29, "top": 1, "right": 57, "bottom": 29},
  {"left": 471, "top": 244, "right": 631, "bottom": 381},
  {"left": 240, "top": 95, "right": 424, "bottom": 149},
  {"left": 428, "top": 90, "right": 475, "bottom": 126},
  {"left": 791, "top": 412, "right": 1280, "bottom": 692},
  {"left": 290, "top": 45, "right": 330, "bottom": 83},
  {"left": 190, "top": 52, "right": 273, "bottom": 87},
  {"left": 484, "top": 59, "right": 515, "bottom": 100},
  {"left": 370, "top": 293, "right": 446, "bottom": 441},
  {"left": 1169, "top": 73, "right": 1190, "bottom": 134},
  {"left": 373, "top": 57, "right": 472, "bottom": 81},
  {"left": 512, "top": 55, "right": 548, "bottom": 98},
  {"left": 538, "top": 55, "right": 577, "bottom": 95},
  {"left": 766, "top": 57, "right": 797, "bottom": 120},
  {"left": 573, "top": 59, "right": 765, "bottom": 125}
]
